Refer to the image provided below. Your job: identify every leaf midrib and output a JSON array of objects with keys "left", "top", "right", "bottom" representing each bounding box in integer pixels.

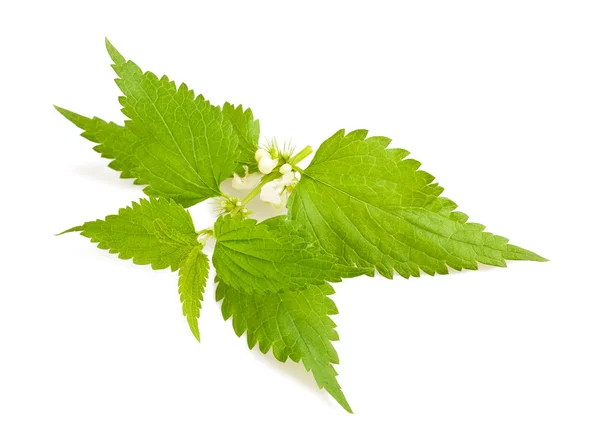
[{"left": 302, "top": 171, "right": 504, "bottom": 254}]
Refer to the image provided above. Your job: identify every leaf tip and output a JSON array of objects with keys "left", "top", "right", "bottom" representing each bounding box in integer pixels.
[
  {"left": 187, "top": 317, "right": 201, "bottom": 342},
  {"left": 105, "top": 38, "right": 126, "bottom": 65},
  {"left": 336, "top": 393, "right": 354, "bottom": 414},
  {"left": 53, "top": 104, "right": 70, "bottom": 119},
  {"left": 503, "top": 244, "right": 549, "bottom": 263},
  {"left": 53, "top": 105, "right": 89, "bottom": 129},
  {"left": 56, "top": 225, "right": 84, "bottom": 236}
]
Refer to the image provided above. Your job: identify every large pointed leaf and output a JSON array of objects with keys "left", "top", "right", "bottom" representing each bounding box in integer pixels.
[
  {"left": 288, "top": 129, "right": 546, "bottom": 279},
  {"left": 106, "top": 39, "right": 239, "bottom": 207}
]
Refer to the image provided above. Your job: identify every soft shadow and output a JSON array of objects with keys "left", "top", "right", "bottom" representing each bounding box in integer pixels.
[
  {"left": 249, "top": 346, "right": 334, "bottom": 406},
  {"left": 73, "top": 162, "right": 140, "bottom": 191}
]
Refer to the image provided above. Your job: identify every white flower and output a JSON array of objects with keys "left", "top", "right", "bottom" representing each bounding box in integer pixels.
[
  {"left": 232, "top": 173, "right": 254, "bottom": 190},
  {"left": 279, "top": 163, "right": 292, "bottom": 174},
  {"left": 281, "top": 171, "right": 295, "bottom": 184},
  {"left": 258, "top": 156, "right": 278, "bottom": 174},
  {"left": 255, "top": 149, "right": 269, "bottom": 162},
  {"left": 259, "top": 171, "right": 299, "bottom": 209},
  {"left": 260, "top": 180, "right": 285, "bottom": 207},
  {"left": 231, "top": 166, "right": 259, "bottom": 190}
]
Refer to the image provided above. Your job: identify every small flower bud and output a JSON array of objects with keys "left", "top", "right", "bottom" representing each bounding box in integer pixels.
[
  {"left": 236, "top": 201, "right": 242, "bottom": 206},
  {"left": 258, "top": 156, "right": 278, "bottom": 174},
  {"left": 255, "top": 149, "right": 269, "bottom": 162},
  {"left": 279, "top": 163, "right": 292, "bottom": 174}
]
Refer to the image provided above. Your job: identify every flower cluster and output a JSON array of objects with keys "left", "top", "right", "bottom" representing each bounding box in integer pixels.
[
  {"left": 215, "top": 194, "right": 245, "bottom": 215},
  {"left": 229, "top": 141, "right": 301, "bottom": 211},
  {"left": 260, "top": 164, "right": 300, "bottom": 209},
  {"left": 253, "top": 147, "right": 299, "bottom": 209}
]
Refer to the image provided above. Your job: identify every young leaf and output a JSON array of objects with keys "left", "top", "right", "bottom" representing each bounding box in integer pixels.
[
  {"left": 60, "top": 197, "right": 210, "bottom": 339},
  {"left": 106, "top": 39, "right": 240, "bottom": 207},
  {"left": 212, "top": 215, "right": 366, "bottom": 294},
  {"left": 178, "top": 246, "right": 209, "bottom": 341},
  {"left": 54, "top": 106, "right": 143, "bottom": 182},
  {"left": 222, "top": 102, "right": 260, "bottom": 173},
  {"left": 288, "top": 129, "right": 546, "bottom": 279},
  {"left": 216, "top": 281, "right": 352, "bottom": 412},
  {"left": 61, "top": 197, "right": 197, "bottom": 271}
]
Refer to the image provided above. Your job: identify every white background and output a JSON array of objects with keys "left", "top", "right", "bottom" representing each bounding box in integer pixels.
[{"left": 1, "top": 1, "right": 599, "bottom": 438}]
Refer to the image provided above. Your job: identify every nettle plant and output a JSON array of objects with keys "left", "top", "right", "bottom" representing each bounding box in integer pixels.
[{"left": 57, "top": 40, "right": 546, "bottom": 413}]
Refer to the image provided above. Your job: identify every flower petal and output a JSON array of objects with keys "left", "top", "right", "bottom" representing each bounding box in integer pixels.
[
  {"left": 260, "top": 180, "right": 283, "bottom": 205},
  {"left": 281, "top": 171, "right": 295, "bottom": 185}
]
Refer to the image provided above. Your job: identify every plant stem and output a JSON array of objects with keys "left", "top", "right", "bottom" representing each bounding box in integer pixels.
[
  {"left": 196, "top": 227, "right": 214, "bottom": 237},
  {"left": 230, "top": 172, "right": 279, "bottom": 215},
  {"left": 289, "top": 145, "right": 313, "bottom": 166},
  {"left": 196, "top": 227, "right": 214, "bottom": 246}
]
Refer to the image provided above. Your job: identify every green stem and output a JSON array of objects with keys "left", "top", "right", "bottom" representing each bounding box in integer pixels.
[
  {"left": 289, "top": 145, "right": 313, "bottom": 165},
  {"left": 196, "top": 227, "right": 214, "bottom": 237},
  {"left": 195, "top": 227, "right": 214, "bottom": 246},
  {"left": 230, "top": 172, "right": 279, "bottom": 215}
]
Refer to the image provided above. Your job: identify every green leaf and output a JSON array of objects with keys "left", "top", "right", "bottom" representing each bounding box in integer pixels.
[
  {"left": 178, "top": 246, "right": 209, "bottom": 341},
  {"left": 222, "top": 102, "right": 260, "bottom": 173},
  {"left": 106, "top": 39, "right": 239, "bottom": 207},
  {"left": 261, "top": 216, "right": 373, "bottom": 279},
  {"left": 212, "top": 215, "right": 366, "bottom": 294},
  {"left": 62, "top": 197, "right": 198, "bottom": 271},
  {"left": 288, "top": 129, "right": 546, "bottom": 279},
  {"left": 216, "top": 281, "right": 352, "bottom": 412},
  {"left": 61, "top": 197, "right": 209, "bottom": 339},
  {"left": 153, "top": 218, "right": 197, "bottom": 247},
  {"left": 54, "top": 106, "right": 143, "bottom": 182}
]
